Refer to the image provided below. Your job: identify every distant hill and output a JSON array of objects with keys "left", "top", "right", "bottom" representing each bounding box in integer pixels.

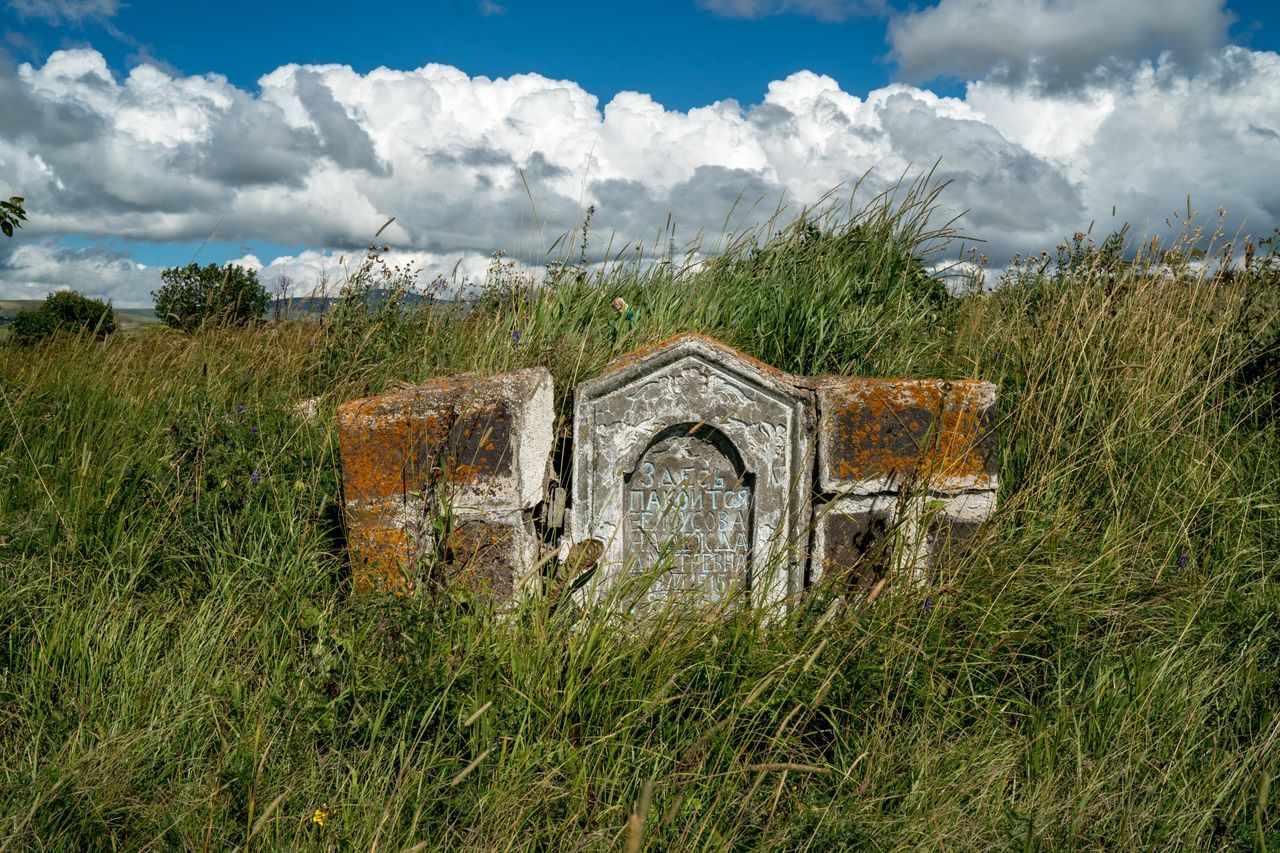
[
  {"left": 0, "top": 300, "right": 157, "bottom": 330},
  {"left": 1, "top": 292, "right": 455, "bottom": 331}
]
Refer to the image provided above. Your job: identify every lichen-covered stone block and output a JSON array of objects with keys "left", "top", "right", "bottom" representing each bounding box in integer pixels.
[
  {"left": 339, "top": 368, "right": 553, "bottom": 513},
  {"left": 338, "top": 368, "right": 553, "bottom": 596},
  {"left": 346, "top": 500, "right": 431, "bottom": 595},
  {"left": 813, "top": 378, "right": 997, "bottom": 495}
]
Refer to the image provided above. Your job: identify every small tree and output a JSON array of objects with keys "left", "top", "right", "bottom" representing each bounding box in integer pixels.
[
  {"left": 153, "top": 262, "right": 269, "bottom": 332},
  {"left": 12, "top": 290, "right": 117, "bottom": 345}
]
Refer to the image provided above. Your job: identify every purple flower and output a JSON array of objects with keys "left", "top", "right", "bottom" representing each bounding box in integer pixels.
[
  {"left": 1177, "top": 553, "right": 1189, "bottom": 569},
  {"left": 250, "top": 426, "right": 258, "bottom": 435},
  {"left": 512, "top": 330, "right": 521, "bottom": 344},
  {"left": 251, "top": 471, "right": 261, "bottom": 486},
  {"left": 923, "top": 596, "right": 933, "bottom": 612},
  {"left": 236, "top": 404, "right": 245, "bottom": 416}
]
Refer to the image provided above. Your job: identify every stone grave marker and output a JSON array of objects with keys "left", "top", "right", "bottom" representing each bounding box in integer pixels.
[{"left": 569, "top": 334, "right": 815, "bottom": 610}]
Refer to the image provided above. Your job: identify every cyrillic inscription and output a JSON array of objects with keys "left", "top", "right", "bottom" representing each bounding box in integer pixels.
[{"left": 623, "top": 426, "right": 753, "bottom": 606}]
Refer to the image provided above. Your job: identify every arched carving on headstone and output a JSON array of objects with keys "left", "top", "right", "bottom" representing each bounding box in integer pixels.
[{"left": 622, "top": 423, "right": 756, "bottom": 608}]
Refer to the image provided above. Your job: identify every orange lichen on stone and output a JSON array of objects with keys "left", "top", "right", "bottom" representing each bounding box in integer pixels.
[
  {"left": 345, "top": 503, "right": 423, "bottom": 595},
  {"left": 338, "top": 367, "right": 552, "bottom": 598},
  {"left": 339, "top": 395, "right": 451, "bottom": 503},
  {"left": 337, "top": 376, "right": 517, "bottom": 507},
  {"left": 815, "top": 377, "right": 997, "bottom": 491}
]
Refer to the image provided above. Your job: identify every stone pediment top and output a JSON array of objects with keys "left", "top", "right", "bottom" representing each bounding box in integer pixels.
[{"left": 577, "top": 333, "right": 812, "bottom": 403}]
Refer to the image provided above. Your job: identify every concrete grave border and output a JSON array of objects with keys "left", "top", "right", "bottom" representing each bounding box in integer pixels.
[{"left": 336, "top": 333, "right": 999, "bottom": 611}]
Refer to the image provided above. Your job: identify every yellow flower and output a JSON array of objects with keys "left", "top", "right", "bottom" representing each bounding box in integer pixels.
[{"left": 311, "top": 808, "right": 328, "bottom": 827}]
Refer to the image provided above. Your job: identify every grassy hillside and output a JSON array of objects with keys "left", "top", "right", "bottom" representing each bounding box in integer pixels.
[{"left": 1, "top": 184, "right": 1278, "bottom": 849}]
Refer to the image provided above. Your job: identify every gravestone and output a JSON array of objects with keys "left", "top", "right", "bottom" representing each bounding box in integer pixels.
[{"left": 569, "top": 334, "right": 815, "bottom": 610}]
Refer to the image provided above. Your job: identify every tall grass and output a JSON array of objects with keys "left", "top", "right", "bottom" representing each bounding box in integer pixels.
[{"left": 1, "top": 182, "right": 1278, "bottom": 849}]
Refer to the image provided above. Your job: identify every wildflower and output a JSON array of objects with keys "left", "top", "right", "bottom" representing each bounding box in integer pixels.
[
  {"left": 923, "top": 596, "right": 933, "bottom": 612},
  {"left": 512, "top": 330, "right": 521, "bottom": 344},
  {"left": 612, "top": 297, "right": 627, "bottom": 313},
  {"left": 311, "top": 808, "right": 328, "bottom": 827},
  {"left": 250, "top": 425, "right": 258, "bottom": 435},
  {"left": 1177, "top": 553, "right": 1189, "bottom": 569},
  {"left": 251, "top": 471, "right": 261, "bottom": 486},
  {"left": 236, "top": 404, "right": 245, "bottom": 416}
]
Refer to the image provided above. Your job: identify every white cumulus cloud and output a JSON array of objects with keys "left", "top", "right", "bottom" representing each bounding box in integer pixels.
[{"left": 0, "top": 44, "right": 1277, "bottom": 306}]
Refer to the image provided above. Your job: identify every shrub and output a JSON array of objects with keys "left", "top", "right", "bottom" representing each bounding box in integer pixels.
[
  {"left": 12, "top": 290, "right": 117, "bottom": 345},
  {"left": 153, "top": 262, "right": 268, "bottom": 332}
]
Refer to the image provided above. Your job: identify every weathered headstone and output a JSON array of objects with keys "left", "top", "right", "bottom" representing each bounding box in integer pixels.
[
  {"left": 337, "top": 368, "right": 553, "bottom": 596},
  {"left": 569, "top": 334, "right": 815, "bottom": 610}
]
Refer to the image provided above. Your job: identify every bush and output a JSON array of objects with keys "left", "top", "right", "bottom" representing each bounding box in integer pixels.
[
  {"left": 153, "top": 262, "right": 268, "bottom": 332},
  {"left": 12, "top": 290, "right": 116, "bottom": 345}
]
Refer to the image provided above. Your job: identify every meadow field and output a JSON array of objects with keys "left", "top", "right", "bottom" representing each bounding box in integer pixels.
[{"left": 2, "top": 182, "right": 1278, "bottom": 849}]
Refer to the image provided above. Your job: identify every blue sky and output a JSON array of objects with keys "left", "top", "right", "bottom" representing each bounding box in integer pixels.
[
  {"left": 2, "top": 0, "right": 1279, "bottom": 305},
  {"left": 13, "top": 1, "right": 1279, "bottom": 108},
  {"left": 7, "top": 1, "right": 938, "bottom": 107}
]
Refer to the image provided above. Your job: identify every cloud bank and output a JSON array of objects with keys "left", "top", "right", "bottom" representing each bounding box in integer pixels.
[
  {"left": 888, "top": 0, "right": 1235, "bottom": 90},
  {"left": 1, "top": 36, "right": 1277, "bottom": 305}
]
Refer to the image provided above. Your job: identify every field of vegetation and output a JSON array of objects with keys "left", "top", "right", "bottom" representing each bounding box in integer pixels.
[{"left": 1, "top": 180, "right": 1278, "bottom": 849}]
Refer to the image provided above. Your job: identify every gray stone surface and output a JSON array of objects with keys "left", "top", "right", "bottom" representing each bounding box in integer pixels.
[{"left": 570, "top": 334, "right": 815, "bottom": 610}]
